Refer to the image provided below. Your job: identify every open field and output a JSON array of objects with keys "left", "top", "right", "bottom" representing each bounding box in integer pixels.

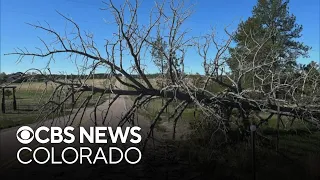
[
  {"left": 0, "top": 77, "right": 319, "bottom": 178},
  {"left": 0, "top": 78, "right": 115, "bottom": 129},
  {"left": 0, "top": 77, "right": 319, "bottom": 179}
]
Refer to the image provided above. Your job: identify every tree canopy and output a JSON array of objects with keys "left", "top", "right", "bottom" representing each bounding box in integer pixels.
[{"left": 228, "top": 0, "right": 311, "bottom": 76}]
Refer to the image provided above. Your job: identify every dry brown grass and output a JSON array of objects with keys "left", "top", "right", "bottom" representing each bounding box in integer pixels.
[
  {"left": 8, "top": 78, "right": 115, "bottom": 91},
  {"left": 12, "top": 82, "right": 57, "bottom": 91}
]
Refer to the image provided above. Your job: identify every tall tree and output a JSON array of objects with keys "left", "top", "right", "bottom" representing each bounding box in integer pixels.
[
  {"left": 151, "top": 36, "right": 184, "bottom": 81},
  {"left": 151, "top": 36, "right": 168, "bottom": 76},
  {"left": 228, "top": 0, "right": 311, "bottom": 76},
  {"left": 0, "top": 72, "right": 6, "bottom": 83}
]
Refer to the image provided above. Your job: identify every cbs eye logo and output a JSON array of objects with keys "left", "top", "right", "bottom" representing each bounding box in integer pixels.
[{"left": 16, "top": 126, "right": 34, "bottom": 144}]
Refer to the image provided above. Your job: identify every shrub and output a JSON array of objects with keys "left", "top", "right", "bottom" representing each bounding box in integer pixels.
[{"left": 4, "top": 89, "right": 12, "bottom": 98}]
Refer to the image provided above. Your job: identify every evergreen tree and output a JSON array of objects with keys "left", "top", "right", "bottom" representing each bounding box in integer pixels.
[
  {"left": 0, "top": 72, "right": 6, "bottom": 83},
  {"left": 151, "top": 36, "right": 184, "bottom": 79},
  {"left": 151, "top": 36, "right": 168, "bottom": 75},
  {"left": 228, "top": 0, "right": 311, "bottom": 75}
]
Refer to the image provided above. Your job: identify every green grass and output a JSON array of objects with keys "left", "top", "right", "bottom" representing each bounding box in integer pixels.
[
  {"left": 0, "top": 80, "right": 114, "bottom": 129},
  {"left": 0, "top": 111, "right": 73, "bottom": 129},
  {"left": 124, "top": 77, "right": 320, "bottom": 179},
  {"left": 0, "top": 113, "right": 39, "bottom": 129},
  {"left": 280, "top": 132, "right": 320, "bottom": 156},
  {"left": 123, "top": 77, "right": 320, "bottom": 178},
  {"left": 0, "top": 88, "right": 52, "bottom": 129}
]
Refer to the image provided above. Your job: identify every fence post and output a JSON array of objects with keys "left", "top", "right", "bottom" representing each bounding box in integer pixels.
[
  {"left": 2, "top": 88, "right": 5, "bottom": 113},
  {"left": 13, "top": 88, "right": 17, "bottom": 110}
]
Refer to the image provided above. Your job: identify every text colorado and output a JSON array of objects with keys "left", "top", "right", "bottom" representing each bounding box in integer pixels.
[{"left": 16, "top": 126, "right": 142, "bottom": 165}]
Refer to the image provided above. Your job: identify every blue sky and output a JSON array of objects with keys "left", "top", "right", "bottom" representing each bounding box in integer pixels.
[{"left": 1, "top": 0, "right": 319, "bottom": 74}]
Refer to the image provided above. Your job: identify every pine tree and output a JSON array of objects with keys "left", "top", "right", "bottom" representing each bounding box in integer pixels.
[
  {"left": 228, "top": 0, "right": 311, "bottom": 74},
  {"left": 151, "top": 36, "right": 168, "bottom": 75},
  {"left": 151, "top": 36, "right": 184, "bottom": 79}
]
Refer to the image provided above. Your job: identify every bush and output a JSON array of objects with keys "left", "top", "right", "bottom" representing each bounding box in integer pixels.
[{"left": 4, "top": 89, "right": 12, "bottom": 98}]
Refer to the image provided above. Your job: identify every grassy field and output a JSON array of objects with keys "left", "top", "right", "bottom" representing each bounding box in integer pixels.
[
  {"left": 1, "top": 77, "right": 319, "bottom": 178},
  {"left": 0, "top": 79, "right": 115, "bottom": 129}
]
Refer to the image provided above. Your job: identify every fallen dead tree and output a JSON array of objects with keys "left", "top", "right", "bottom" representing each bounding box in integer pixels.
[{"left": 4, "top": 0, "right": 320, "bottom": 145}]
